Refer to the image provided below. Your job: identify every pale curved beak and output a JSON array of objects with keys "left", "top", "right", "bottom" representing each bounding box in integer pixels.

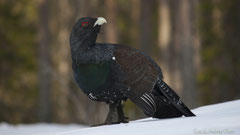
[{"left": 94, "top": 17, "right": 107, "bottom": 27}]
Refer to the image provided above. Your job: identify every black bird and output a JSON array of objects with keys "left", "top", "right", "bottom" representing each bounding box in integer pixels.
[{"left": 70, "top": 17, "right": 195, "bottom": 125}]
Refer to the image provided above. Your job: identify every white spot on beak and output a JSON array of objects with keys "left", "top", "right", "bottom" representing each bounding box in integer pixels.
[
  {"left": 94, "top": 17, "right": 107, "bottom": 27},
  {"left": 112, "top": 56, "right": 116, "bottom": 60}
]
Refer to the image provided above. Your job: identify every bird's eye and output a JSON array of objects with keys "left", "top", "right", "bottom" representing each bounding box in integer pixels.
[{"left": 81, "top": 22, "right": 89, "bottom": 27}]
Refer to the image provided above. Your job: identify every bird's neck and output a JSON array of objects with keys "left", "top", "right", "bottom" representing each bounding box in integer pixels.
[{"left": 70, "top": 33, "right": 97, "bottom": 62}]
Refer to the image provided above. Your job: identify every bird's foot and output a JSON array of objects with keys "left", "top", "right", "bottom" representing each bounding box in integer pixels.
[
  {"left": 118, "top": 119, "right": 129, "bottom": 123},
  {"left": 117, "top": 115, "right": 129, "bottom": 124},
  {"left": 111, "top": 120, "right": 129, "bottom": 124},
  {"left": 91, "top": 122, "right": 116, "bottom": 127},
  {"left": 91, "top": 120, "right": 129, "bottom": 127},
  {"left": 118, "top": 116, "right": 129, "bottom": 123},
  {"left": 91, "top": 123, "right": 109, "bottom": 127}
]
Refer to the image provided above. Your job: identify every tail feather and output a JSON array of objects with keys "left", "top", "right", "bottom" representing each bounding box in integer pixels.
[
  {"left": 154, "top": 79, "right": 196, "bottom": 117},
  {"left": 152, "top": 95, "right": 183, "bottom": 118}
]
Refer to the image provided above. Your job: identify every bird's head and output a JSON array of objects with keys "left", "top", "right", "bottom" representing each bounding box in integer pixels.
[{"left": 70, "top": 17, "right": 107, "bottom": 49}]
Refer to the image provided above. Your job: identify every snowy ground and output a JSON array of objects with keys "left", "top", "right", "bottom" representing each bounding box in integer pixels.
[
  {"left": 1, "top": 100, "right": 240, "bottom": 135},
  {"left": 0, "top": 123, "right": 86, "bottom": 135}
]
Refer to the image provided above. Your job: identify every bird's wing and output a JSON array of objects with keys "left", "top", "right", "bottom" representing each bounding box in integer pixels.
[{"left": 113, "top": 45, "right": 160, "bottom": 116}]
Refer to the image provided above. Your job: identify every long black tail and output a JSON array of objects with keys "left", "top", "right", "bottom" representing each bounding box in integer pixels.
[{"left": 153, "top": 79, "right": 196, "bottom": 117}]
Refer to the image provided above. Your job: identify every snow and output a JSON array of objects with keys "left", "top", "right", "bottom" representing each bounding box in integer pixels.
[
  {"left": 0, "top": 123, "right": 86, "bottom": 135},
  {"left": 1, "top": 100, "right": 240, "bottom": 135}
]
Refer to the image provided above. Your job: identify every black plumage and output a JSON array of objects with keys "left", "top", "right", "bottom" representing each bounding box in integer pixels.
[{"left": 70, "top": 17, "right": 195, "bottom": 125}]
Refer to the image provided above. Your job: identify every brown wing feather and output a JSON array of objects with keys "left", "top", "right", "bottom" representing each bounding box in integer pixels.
[{"left": 113, "top": 45, "right": 159, "bottom": 115}]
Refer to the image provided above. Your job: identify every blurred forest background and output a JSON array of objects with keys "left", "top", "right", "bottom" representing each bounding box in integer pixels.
[{"left": 0, "top": 0, "right": 240, "bottom": 125}]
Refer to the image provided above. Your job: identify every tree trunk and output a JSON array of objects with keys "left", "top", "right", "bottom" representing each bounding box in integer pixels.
[
  {"left": 158, "top": 0, "right": 172, "bottom": 86},
  {"left": 130, "top": 0, "right": 140, "bottom": 48},
  {"left": 50, "top": 0, "right": 75, "bottom": 123},
  {"left": 105, "top": 0, "right": 118, "bottom": 43},
  {"left": 140, "top": 0, "right": 154, "bottom": 55},
  {"left": 158, "top": 0, "right": 199, "bottom": 108},
  {"left": 177, "top": 0, "right": 199, "bottom": 108},
  {"left": 38, "top": 0, "right": 52, "bottom": 122}
]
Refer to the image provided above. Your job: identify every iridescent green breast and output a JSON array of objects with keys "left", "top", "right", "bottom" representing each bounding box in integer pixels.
[{"left": 74, "top": 62, "right": 111, "bottom": 93}]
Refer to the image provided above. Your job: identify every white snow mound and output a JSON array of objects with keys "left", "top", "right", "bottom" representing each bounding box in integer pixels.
[{"left": 1, "top": 100, "right": 240, "bottom": 135}]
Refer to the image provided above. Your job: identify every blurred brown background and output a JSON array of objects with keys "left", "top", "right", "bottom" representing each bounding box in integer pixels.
[{"left": 0, "top": 0, "right": 240, "bottom": 125}]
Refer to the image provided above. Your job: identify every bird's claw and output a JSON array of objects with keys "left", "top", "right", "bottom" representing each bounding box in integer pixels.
[{"left": 91, "top": 120, "right": 129, "bottom": 127}]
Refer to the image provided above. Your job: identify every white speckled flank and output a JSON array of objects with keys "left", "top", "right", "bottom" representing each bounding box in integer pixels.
[{"left": 88, "top": 93, "right": 97, "bottom": 100}]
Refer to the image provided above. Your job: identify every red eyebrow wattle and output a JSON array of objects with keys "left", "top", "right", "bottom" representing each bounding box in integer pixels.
[{"left": 81, "top": 22, "right": 88, "bottom": 27}]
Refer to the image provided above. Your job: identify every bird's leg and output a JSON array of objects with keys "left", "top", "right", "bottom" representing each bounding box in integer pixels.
[
  {"left": 92, "top": 102, "right": 128, "bottom": 127},
  {"left": 92, "top": 103, "right": 118, "bottom": 127},
  {"left": 117, "top": 103, "right": 129, "bottom": 123},
  {"left": 104, "top": 102, "right": 118, "bottom": 124}
]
